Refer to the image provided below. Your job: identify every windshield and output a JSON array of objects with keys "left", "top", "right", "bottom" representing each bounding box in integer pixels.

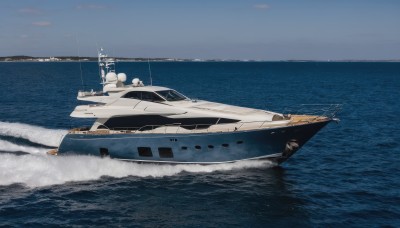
[{"left": 156, "top": 90, "right": 187, "bottom": 101}]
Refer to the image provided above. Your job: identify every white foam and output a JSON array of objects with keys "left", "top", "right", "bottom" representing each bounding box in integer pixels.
[
  {"left": 0, "top": 139, "right": 47, "bottom": 154},
  {"left": 0, "top": 121, "right": 67, "bottom": 147},
  {"left": 0, "top": 154, "right": 274, "bottom": 188}
]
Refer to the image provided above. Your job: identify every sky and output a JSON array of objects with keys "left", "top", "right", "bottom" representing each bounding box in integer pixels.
[{"left": 0, "top": 0, "right": 399, "bottom": 60}]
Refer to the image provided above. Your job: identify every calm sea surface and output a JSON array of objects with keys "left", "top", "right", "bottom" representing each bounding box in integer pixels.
[{"left": 0, "top": 62, "right": 399, "bottom": 227}]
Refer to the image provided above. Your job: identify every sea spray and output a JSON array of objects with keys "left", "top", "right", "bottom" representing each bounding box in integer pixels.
[
  {"left": 0, "top": 153, "right": 274, "bottom": 188},
  {"left": 0, "top": 121, "right": 67, "bottom": 147},
  {"left": 0, "top": 139, "right": 48, "bottom": 154}
]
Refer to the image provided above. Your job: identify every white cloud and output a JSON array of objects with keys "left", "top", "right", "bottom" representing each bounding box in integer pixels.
[
  {"left": 20, "top": 34, "right": 29, "bottom": 39},
  {"left": 254, "top": 4, "right": 269, "bottom": 10},
  {"left": 18, "top": 8, "right": 41, "bottom": 15},
  {"left": 32, "top": 21, "right": 51, "bottom": 27},
  {"left": 76, "top": 4, "right": 108, "bottom": 10}
]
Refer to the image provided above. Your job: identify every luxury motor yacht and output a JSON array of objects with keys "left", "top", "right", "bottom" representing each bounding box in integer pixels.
[{"left": 51, "top": 49, "right": 340, "bottom": 164}]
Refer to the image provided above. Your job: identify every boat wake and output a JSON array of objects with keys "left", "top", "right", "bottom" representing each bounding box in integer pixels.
[
  {"left": 0, "top": 121, "right": 67, "bottom": 147},
  {"left": 0, "top": 153, "right": 273, "bottom": 188},
  {"left": 0, "top": 122, "right": 274, "bottom": 188},
  {"left": 0, "top": 139, "right": 48, "bottom": 154}
]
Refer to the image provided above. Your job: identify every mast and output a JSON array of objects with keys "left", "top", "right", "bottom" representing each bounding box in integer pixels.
[{"left": 98, "top": 48, "right": 116, "bottom": 88}]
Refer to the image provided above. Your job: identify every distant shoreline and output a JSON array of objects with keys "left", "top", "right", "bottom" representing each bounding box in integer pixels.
[{"left": 0, "top": 56, "right": 399, "bottom": 63}]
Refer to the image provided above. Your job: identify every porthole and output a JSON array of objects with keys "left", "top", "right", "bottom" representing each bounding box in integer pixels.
[
  {"left": 222, "top": 144, "right": 229, "bottom": 148},
  {"left": 195, "top": 145, "right": 201, "bottom": 150},
  {"left": 181, "top": 146, "right": 188, "bottom": 150},
  {"left": 208, "top": 145, "right": 214, "bottom": 149},
  {"left": 237, "top": 141, "right": 243, "bottom": 144}
]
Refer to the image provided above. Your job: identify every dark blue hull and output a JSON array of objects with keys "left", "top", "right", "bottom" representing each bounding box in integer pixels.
[{"left": 58, "top": 120, "right": 330, "bottom": 164}]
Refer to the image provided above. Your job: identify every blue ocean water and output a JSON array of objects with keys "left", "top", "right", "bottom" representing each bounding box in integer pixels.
[{"left": 0, "top": 62, "right": 399, "bottom": 226}]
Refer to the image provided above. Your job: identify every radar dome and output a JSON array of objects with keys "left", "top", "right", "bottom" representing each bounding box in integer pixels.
[
  {"left": 103, "top": 83, "right": 117, "bottom": 93},
  {"left": 132, "top": 78, "right": 140, "bottom": 86},
  {"left": 117, "top": 73, "right": 127, "bottom": 82},
  {"left": 105, "top": 72, "right": 117, "bottom": 83}
]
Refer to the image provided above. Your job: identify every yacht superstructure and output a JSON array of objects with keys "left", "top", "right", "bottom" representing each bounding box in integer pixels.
[{"left": 53, "top": 49, "right": 340, "bottom": 164}]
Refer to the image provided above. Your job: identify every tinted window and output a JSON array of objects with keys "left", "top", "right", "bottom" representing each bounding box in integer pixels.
[
  {"left": 142, "top": 92, "right": 164, "bottom": 102},
  {"left": 159, "top": 147, "right": 173, "bottom": 158},
  {"left": 100, "top": 148, "right": 109, "bottom": 157},
  {"left": 122, "top": 91, "right": 164, "bottom": 102},
  {"left": 156, "top": 90, "right": 187, "bottom": 101},
  {"left": 138, "top": 147, "right": 153, "bottom": 157},
  {"left": 123, "top": 91, "right": 141, "bottom": 99}
]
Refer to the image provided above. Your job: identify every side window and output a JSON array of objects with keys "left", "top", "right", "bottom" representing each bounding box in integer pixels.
[
  {"left": 141, "top": 92, "right": 152, "bottom": 101},
  {"left": 122, "top": 91, "right": 164, "bottom": 102},
  {"left": 158, "top": 147, "right": 173, "bottom": 158},
  {"left": 138, "top": 147, "right": 153, "bottom": 157},
  {"left": 141, "top": 92, "right": 164, "bottom": 102},
  {"left": 123, "top": 91, "right": 141, "bottom": 99}
]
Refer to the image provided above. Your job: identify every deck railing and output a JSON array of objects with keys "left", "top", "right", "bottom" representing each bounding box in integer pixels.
[{"left": 71, "top": 104, "right": 341, "bottom": 135}]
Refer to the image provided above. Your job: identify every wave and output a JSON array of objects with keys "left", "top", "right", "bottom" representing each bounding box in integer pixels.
[
  {"left": 0, "top": 121, "right": 67, "bottom": 147},
  {"left": 0, "top": 139, "right": 48, "bottom": 154},
  {"left": 0, "top": 153, "right": 273, "bottom": 188}
]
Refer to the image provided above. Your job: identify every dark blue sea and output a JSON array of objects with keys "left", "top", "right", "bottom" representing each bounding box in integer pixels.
[{"left": 0, "top": 62, "right": 399, "bottom": 227}]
